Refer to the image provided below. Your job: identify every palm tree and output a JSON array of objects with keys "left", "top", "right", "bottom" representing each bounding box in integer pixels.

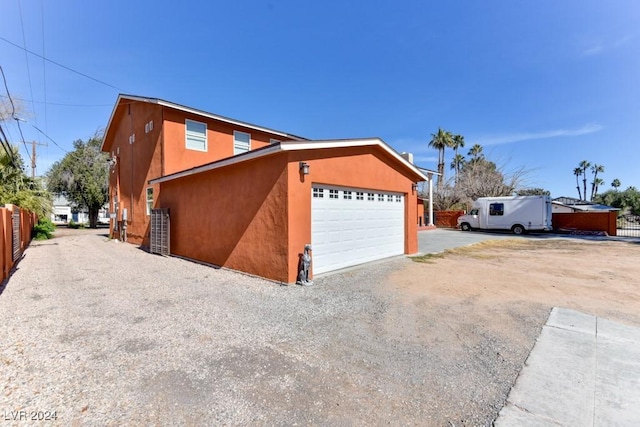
[
  {"left": 467, "top": 144, "right": 484, "bottom": 163},
  {"left": 0, "top": 144, "right": 52, "bottom": 218},
  {"left": 592, "top": 177, "right": 605, "bottom": 200},
  {"left": 573, "top": 167, "right": 583, "bottom": 200},
  {"left": 590, "top": 164, "right": 604, "bottom": 200},
  {"left": 611, "top": 178, "right": 621, "bottom": 191},
  {"left": 428, "top": 128, "right": 453, "bottom": 190},
  {"left": 450, "top": 134, "right": 465, "bottom": 180},
  {"left": 452, "top": 134, "right": 465, "bottom": 157},
  {"left": 579, "top": 160, "right": 591, "bottom": 201},
  {"left": 450, "top": 154, "right": 466, "bottom": 182}
]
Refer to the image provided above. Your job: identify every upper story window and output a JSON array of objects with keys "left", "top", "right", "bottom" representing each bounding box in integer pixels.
[
  {"left": 234, "top": 131, "right": 251, "bottom": 155},
  {"left": 270, "top": 139, "right": 281, "bottom": 145},
  {"left": 186, "top": 119, "right": 207, "bottom": 151}
]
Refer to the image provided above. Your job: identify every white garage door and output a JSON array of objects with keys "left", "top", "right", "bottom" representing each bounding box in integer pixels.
[{"left": 311, "top": 185, "right": 405, "bottom": 275}]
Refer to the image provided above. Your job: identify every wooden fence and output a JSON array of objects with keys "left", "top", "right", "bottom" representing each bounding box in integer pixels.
[
  {"left": 1, "top": 204, "right": 36, "bottom": 283},
  {"left": 552, "top": 211, "right": 617, "bottom": 236},
  {"left": 434, "top": 210, "right": 465, "bottom": 228}
]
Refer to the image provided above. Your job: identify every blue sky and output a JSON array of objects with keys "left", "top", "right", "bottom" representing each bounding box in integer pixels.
[{"left": 1, "top": 0, "right": 638, "bottom": 198}]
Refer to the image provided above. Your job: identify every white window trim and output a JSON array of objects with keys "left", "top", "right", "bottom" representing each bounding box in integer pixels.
[
  {"left": 234, "top": 130, "right": 251, "bottom": 155},
  {"left": 185, "top": 119, "right": 208, "bottom": 152}
]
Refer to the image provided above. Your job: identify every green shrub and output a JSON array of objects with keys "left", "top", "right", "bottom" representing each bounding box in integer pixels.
[
  {"left": 33, "top": 218, "right": 56, "bottom": 240},
  {"left": 68, "top": 219, "right": 86, "bottom": 229}
]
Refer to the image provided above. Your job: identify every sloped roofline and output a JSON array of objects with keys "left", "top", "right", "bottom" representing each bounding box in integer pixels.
[
  {"left": 149, "top": 138, "right": 428, "bottom": 185},
  {"left": 102, "top": 94, "right": 308, "bottom": 151}
]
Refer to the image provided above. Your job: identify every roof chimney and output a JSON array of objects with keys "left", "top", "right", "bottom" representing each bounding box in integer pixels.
[{"left": 400, "top": 152, "right": 414, "bottom": 164}]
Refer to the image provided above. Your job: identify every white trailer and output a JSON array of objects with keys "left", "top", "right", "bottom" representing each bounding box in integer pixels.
[{"left": 457, "top": 195, "right": 552, "bottom": 234}]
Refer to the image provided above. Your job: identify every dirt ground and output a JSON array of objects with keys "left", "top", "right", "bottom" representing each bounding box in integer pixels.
[
  {"left": 398, "top": 238, "right": 640, "bottom": 328},
  {"left": 2, "top": 230, "right": 639, "bottom": 426}
]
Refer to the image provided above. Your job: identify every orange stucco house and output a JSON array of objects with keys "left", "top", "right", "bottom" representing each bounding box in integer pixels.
[{"left": 102, "top": 94, "right": 430, "bottom": 284}]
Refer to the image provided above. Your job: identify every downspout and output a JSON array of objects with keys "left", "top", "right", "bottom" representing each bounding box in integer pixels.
[
  {"left": 129, "top": 104, "right": 134, "bottom": 226},
  {"left": 428, "top": 173, "right": 434, "bottom": 226},
  {"left": 161, "top": 106, "right": 165, "bottom": 177}
]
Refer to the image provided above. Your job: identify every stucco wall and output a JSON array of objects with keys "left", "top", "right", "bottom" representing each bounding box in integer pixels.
[
  {"left": 157, "top": 145, "right": 420, "bottom": 284},
  {"left": 159, "top": 154, "right": 291, "bottom": 283},
  {"left": 286, "top": 146, "right": 419, "bottom": 282},
  {"left": 417, "top": 199, "right": 425, "bottom": 226},
  {"left": 103, "top": 99, "right": 294, "bottom": 246},
  {"left": 162, "top": 109, "right": 285, "bottom": 176},
  {"left": 106, "top": 101, "right": 163, "bottom": 245},
  {"left": 1, "top": 207, "right": 11, "bottom": 282},
  {"left": 1, "top": 205, "right": 36, "bottom": 283}
]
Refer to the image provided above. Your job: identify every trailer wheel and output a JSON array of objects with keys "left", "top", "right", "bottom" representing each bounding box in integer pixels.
[
  {"left": 460, "top": 223, "right": 472, "bottom": 231},
  {"left": 511, "top": 224, "right": 525, "bottom": 235}
]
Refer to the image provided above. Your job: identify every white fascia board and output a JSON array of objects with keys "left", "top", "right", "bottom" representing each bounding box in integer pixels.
[
  {"left": 150, "top": 137, "right": 428, "bottom": 185},
  {"left": 102, "top": 94, "right": 306, "bottom": 152},
  {"left": 280, "top": 138, "right": 428, "bottom": 181},
  {"left": 149, "top": 144, "right": 282, "bottom": 185},
  {"left": 102, "top": 94, "right": 133, "bottom": 152},
  {"left": 154, "top": 99, "right": 299, "bottom": 139}
]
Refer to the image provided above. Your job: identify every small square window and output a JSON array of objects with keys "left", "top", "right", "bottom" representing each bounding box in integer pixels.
[
  {"left": 343, "top": 191, "right": 352, "bottom": 200},
  {"left": 387, "top": 194, "right": 393, "bottom": 202},
  {"left": 378, "top": 194, "right": 384, "bottom": 201},
  {"left": 329, "top": 189, "right": 339, "bottom": 199},
  {"left": 367, "top": 193, "right": 374, "bottom": 201},
  {"left": 395, "top": 195, "right": 402, "bottom": 202},
  {"left": 356, "top": 192, "right": 364, "bottom": 200},
  {"left": 313, "top": 188, "right": 324, "bottom": 198}
]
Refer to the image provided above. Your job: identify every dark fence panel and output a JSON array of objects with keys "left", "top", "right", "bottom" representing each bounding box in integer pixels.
[{"left": 617, "top": 215, "right": 640, "bottom": 237}]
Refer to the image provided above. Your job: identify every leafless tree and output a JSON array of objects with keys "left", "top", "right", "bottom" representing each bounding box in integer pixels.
[{"left": 426, "top": 157, "right": 531, "bottom": 211}]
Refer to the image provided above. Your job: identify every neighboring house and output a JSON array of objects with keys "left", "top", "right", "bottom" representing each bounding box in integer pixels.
[
  {"left": 51, "top": 195, "right": 72, "bottom": 224},
  {"left": 551, "top": 197, "right": 618, "bottom": 213},
  {"left": 102, "top": 94, "right": 431, "bottom": 283},
  {"left": 51, "top": 194, "right": 108, "bottom": 225}
]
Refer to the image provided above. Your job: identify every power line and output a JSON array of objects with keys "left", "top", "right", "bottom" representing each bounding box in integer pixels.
[
  {"left": 0, "top": 123, "right": 20, "bottom": 170},
  {"left": 18, "top": 0, "right": 40, "bottom": 134},
  {"left": 0, "top": 36, "right": 124, "bottom": 91},
  {"left": 30, "top": 123, "right": 67, "bottom": 153},
  {"left": 41, "top": 0, "right": 49, "bottom": 134},
  {"left": 0, "top": 64, "right": 30, "bottom": 161},
  {"left": 0, "top": 95, "right": 111, "bottom": 107}
]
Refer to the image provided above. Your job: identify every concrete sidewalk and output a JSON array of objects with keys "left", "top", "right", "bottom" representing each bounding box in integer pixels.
[{"left": 495, "top": 307, "right": 640, "bottom": 426}]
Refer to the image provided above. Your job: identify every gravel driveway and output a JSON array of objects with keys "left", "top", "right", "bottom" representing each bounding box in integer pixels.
[{"left": 1, "top": 227, "right": 541, "bottom": 426}]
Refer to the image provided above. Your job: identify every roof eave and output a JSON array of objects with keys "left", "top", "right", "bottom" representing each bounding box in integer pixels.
[{"left": 150, "top": 138, "right": 428, "bottom": 185}]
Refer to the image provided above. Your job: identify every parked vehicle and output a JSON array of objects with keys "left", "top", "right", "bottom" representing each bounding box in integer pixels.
[{"left": 457, "top": 195, "right": 552, "bottom": 234}]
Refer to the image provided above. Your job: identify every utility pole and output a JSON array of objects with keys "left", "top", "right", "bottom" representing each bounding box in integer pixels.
[{"left": 29, "top": 140, "right": 47, "bottom": 178}]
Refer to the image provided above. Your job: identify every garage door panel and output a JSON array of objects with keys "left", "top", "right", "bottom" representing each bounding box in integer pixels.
[{"left": 312, "top": 185, "right": 405, "bottom": 275}]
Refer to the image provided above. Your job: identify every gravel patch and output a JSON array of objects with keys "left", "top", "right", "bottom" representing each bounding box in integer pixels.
[{"left": 0, "top": 227, "right": 542, "bottom": 426}]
